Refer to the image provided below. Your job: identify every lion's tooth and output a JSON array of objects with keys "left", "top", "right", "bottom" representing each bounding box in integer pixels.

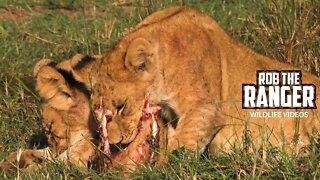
[{"left": 152, "top": 115, "right": 159, "bottom": 139}]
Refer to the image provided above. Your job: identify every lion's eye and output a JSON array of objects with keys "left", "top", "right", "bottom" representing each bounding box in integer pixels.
[
  {"left": 116, "top": 104, "right": 125, "bottom": 112},
  {"left": 112, "top": 100, "right": 127, "bottom": 114},
  {"left": 137, "top": 62, "right": 146, "bottom": 71}
]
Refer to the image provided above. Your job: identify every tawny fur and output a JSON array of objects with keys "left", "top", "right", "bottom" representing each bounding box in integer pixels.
[
  {"left": 1, "top": 54, "right": 158, "bottom": 173},
  {"left": 1, "top": 54, "right": 99, "bottom": 172},
  {"left": 89, "top": 7, "right": 320, "bottom": 155},
  {"left": 2, "top": 7, "right": 320, "bottom": 173}
]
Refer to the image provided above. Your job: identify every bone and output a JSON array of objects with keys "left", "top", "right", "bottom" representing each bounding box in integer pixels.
[
  {"left": 94, "top": 94, "right": 161, "bottom": 172},
  {"left": 112, "top": 117, "right": 154, "bottom": 171},
  {"left": 111, "top": 101, "right": 161, "bottom": 171},
  {"left": 94, "top": 97, "right": 113, "bottom": 155}
]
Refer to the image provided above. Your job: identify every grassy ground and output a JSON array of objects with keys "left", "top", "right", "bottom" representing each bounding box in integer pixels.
[{"left": 0, "top": 0, "right": 319, "bottom": 179}]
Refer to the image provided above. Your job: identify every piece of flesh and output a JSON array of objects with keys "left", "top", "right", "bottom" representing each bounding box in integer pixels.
[{"left": 94, "top": 95, "right": 161, "bottom": 171}]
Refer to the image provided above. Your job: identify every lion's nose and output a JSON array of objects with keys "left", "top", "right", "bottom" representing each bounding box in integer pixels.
[{"left": 107, "top": 121, "right": 122, "bottom": 144}]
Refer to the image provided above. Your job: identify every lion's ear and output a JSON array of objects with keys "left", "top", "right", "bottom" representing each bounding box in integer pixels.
[
  {"left": 33, "top": 59, "right": 56, "bottom": 77},
  {"left": 70, "top": 54, "right": 99, "bottom": 89},
  {"left": 55, "top": 54, "right": 98, "bottom": 90},
  {"left": 36, "top": 66, "right": 74, "bottom": 111},
  {"left": 125, "top": 38, "right": 154, "bottom": 72}
]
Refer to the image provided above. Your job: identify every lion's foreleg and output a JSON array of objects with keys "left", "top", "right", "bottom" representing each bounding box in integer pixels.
[
  {"left": 167, "top": 103, "right": 223, "bottom": 153},
  {"left": 57, "top": 137, "right": 97, "bottom": 168},
  {"left": 0, "top": 147, "right": 52, "bottom": 172}
]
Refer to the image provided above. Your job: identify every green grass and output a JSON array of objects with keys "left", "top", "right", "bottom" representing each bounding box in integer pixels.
[{"left": 0, "top": 0, "right": 319, "bottom": 179}]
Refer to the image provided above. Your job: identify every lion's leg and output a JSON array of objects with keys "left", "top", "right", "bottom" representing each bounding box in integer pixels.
[
  {"left": 167, "top": 103, "right": 223, "bottom": 153},
  {"left": 0, "top": 148, "right": 51, "bottom": 172},
  {"left": 57, "top": 137, "right": 97, "bottom": 168},
  {"left": 156, "top": 118, "right": 169, "bottom": 164}
]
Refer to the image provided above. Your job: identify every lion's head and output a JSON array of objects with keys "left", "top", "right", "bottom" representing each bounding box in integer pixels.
[
  {"left": 91, "top": 37, "right": 163, "bottom": 145},
  {"left": 34, "top": 54, "right": 99, "bottom": 153}
]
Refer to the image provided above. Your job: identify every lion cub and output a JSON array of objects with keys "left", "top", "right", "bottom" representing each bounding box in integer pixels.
[{"left": 0, "top": 54, "right": 100, "bottom": 172}]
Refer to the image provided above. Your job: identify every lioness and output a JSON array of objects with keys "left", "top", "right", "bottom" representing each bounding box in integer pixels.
[{"left": 89, "top": 6, "right": 320, "bottom": 156}]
